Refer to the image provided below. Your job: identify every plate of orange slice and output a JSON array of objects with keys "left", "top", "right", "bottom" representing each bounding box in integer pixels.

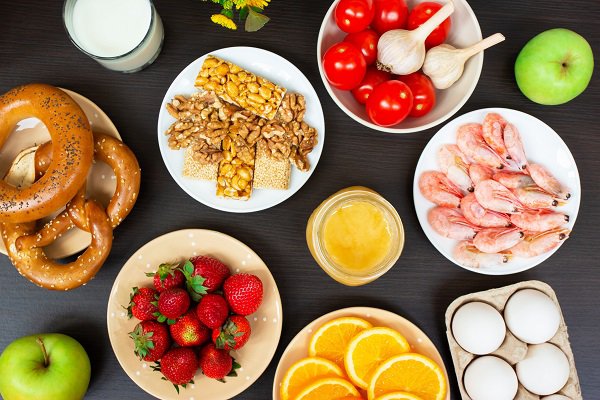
[{"left": 273, "top": 307, "right": 450, "bottom": 400}]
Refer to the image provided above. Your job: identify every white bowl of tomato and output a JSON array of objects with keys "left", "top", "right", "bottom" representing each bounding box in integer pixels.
[{"left": 317, "top": 0, "right": 483, "bottom": 133}]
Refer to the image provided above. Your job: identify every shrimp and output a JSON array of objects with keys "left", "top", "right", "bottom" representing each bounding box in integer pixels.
[
  {"left": 473, "top": 227, "right": 524, "bottom": 253},
  {"left": 428, "top": 207, "right": 479, "bottom": 240},
  {"left": 493, "top": 171, "right": 535, "bottom": 189},
  {"left": 460, "top": 193, "right": 511, "bottom": 228},
  {"left": 454, "top": 241, "right": 510, "bottom": 269},
  {"left": 456, "top": 123, "right": 508, "bottom": 170},
  {"left": 503, "top": 123, "right": 528, "bottom": 170},
  {"left": 469, "top": 164, "right": 494, "bottom": 186},
  {"left": 528, "top": 163, "right": 571, "bottom": 200},
  {"left": 482, "top": 113, "right": 510, "bottom": 160},
  {"left": 512, "top": 186, "right": 560, "bottom": 209},
  {"left": 511, "top": 210, "right": 569, "bottom": 232},
  {"left": 437, "top": 144, "right": 473, "bottom": 193},
  {"left": 419, "top": 171, "right": 463, "bottom": 208},
  {"left": 509, "top": 228, "right": 570, "bottom": 258},
  {"left": 475, "top": 179, "right": 526, "bottom": 214}
]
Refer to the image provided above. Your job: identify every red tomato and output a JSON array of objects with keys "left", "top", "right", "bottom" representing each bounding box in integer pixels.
[
  {"left": 334, "top": 0, "right": 374, "bottom": 33},
  {"left": 398, "top": 72, "right": 436, "bottom": 117},
  {"left": 366, "top": 80, "right": 413, "bottom": 126},
  {"left": 407, "top": 2, "right": 452, "bottom": 48},
  {"left": 322, "top": 42, "right": 367, "bottom": 90},
  {"left": 344, "top": 29, "right": 380, "bottom": 65},
  {"left": 371, "top": 0, "right": 409, "bottom": 34},
  {"left": 351, "top": 67, "right": 392, "bottom": 104}
]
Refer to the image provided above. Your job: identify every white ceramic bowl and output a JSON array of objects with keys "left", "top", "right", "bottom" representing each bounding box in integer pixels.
[{"left": 317, "top": 0, "right": 483, "bottom": 133}]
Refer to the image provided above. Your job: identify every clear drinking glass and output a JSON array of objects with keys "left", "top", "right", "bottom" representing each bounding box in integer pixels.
[{"left": 63, "top": 0, "right": 164, "bottom": 73}]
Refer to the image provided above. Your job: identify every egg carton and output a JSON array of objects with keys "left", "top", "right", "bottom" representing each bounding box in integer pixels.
[{"left": 445, "top": 280, "right": 582, "bottom": 400}]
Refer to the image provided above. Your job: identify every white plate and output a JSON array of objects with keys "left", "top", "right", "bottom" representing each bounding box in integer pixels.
[
  {"left": 157, "top": 46, "right": 325, "bottom": 213},
  {"left": 107, "top": 229, "right": 282, "bottom": 400},
  {"left": 413, "top": 108, "right": 580, "bottom": 275}
]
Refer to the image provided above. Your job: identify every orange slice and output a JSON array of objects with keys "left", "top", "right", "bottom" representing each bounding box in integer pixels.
[
  {"left": 344, "top": 327, "right": 410, "bottom": 389},
  {"left": 309, "top": 317, "right": 372, "bottom": 368},
  {"left": 367, "top": 354, "right": 447, "bottom": 400},
  {"left": 296, "top": 377, "right": 360, "bottom": 400},
  {"left": 280, "top": 357, "right": 344, "bottom": 400},
  {"left": 374, "top": 392, "right": 424, "bottom": 400}
]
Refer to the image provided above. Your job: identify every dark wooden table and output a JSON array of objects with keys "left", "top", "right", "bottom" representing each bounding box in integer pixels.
[{"left": 1, "top": 0, "right": 598, "bottom": 399}]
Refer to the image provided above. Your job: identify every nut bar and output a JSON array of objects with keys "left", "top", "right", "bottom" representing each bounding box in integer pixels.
[
  {"left": 195, "top": 56, "right": 286, "bottom": 120},
  {"left": 216, "top": 133, "right": 255, "bottom": 200}
]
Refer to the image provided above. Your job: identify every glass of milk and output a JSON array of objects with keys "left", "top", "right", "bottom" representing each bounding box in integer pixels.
[{"left": 63, "top": 0, "right": 164, "bottom": 73}]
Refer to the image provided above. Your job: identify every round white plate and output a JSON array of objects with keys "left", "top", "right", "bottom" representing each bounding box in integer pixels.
[
  {"left": 107, "top": 229, "right": 282, "bottom": 400},
  {"left": 157, "top": 46, "right": 325, "bottom": 213},
  {"left": 272, "top": 307, "right": 450, "bottom": 400},
  {"left": 413, "top": 108, "right": 580, "bottom": 275}
]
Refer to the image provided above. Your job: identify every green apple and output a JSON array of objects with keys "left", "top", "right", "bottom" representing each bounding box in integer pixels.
[
  {"left": 515, "top": 28, "right": 594, "bottom": 105},
  {"left": 0, "top": 333, "right": 91, "bottom": 400}
]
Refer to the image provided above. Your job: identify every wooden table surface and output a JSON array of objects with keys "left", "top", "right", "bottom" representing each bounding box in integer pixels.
[{"left": 1, "top": 0, "right": 598, "bottom": 399}]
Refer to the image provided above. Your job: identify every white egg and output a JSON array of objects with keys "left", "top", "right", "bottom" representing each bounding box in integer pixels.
[
  {"left": 516, "top": 343, "right": 570, "bottom": 395},
  {"left": 452, "top": 302, "right": 506, "bottom": 354},
  {"left": 541, "top": 395, "right": 572, "bottom": 400},
  {"left": 504, "top": 289, "right": 560, "bottom": 344},
  {"left": 464, "top": 356, "right": 518, "bottom": 400}
]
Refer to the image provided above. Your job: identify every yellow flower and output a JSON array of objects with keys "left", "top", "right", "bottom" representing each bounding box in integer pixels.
[
  {"left": 211, "top": 14, "right": 237, "bottom": 30},
  {"left": 233, "top": 0, "right": 271, "bottom": 9}
]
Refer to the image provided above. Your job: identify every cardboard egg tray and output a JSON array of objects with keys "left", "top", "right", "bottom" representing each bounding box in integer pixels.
[{"left": 445, "top": 280, "right": 582, "bottom": 400}]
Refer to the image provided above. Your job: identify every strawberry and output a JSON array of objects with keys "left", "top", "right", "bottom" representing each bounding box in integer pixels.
[
  {"left": 146, "top": 262, "right": 185, "bottom": 292},
  {"left": 129, "top": 320, "right": 170, "bottom": 362},
  {"left": 179, "top": 260, "right": 208, "bottom": 302},
  {"left": 126, "top": 287, "right": 158, "bottom": 321},
  {"left": 155, "top": 288, "right": 190, "bottom": 324},
  {"left": 169, "top": 311, "right": 210, "bottom": 347},
  {"left": 154, "top": 347, "right": 198, "bottom": 393},
  {"left": 199, "top": 343, "right": 240, "bottom": 381},
  {"left": 190, "top": 255, "right": 231, "bottom": 293},
  {"left": 196, "top": 294, "right": 229, "bottom": 329},
  {"left": 212, "top": 315, "right": 251, "bottom": 351},
  {"left": 223, "top": 274, "right": 263, "bottom": 316}
]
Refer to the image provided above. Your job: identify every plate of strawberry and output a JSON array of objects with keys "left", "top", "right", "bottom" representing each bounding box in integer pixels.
[{"left": 107, "top": 229, "right": 282, "bottom": 400}]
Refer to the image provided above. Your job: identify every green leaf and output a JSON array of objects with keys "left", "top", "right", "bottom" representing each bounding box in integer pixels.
[
  {"left": 239, "top": 6, "right": 249, "bottom": 21},
  {"left": 221, "top": 8, "right": 234, "bottom": 19},
  {"left": 183, "top": 261, "right": 194, "bottom": 275},
  {"left": 145, "top": 272, "right": 155, "bottom": 277},
  {"left": 167, "top": 318, "right": 176, "bottom": 325},
  {"left": 245, "top": 8, "right": 270, "bottom": 32},
  {"left": 157, "top": 315, "right": 167, "bottom": 323}
]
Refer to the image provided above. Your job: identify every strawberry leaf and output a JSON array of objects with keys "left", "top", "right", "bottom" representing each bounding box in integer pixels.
[
  {"left": 227, "top": 360, "right": 241, "bottom": 377},
  {"left": 179, "top": 260, "right": 207, "bottom": 301}
]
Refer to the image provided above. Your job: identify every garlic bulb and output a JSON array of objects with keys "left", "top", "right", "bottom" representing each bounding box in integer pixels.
[
  {"left": 423, "top": 33, "right": 506, "bottom": 89},
  {"left": 377, "top": 1, "right": 455, "bottom": 75}
]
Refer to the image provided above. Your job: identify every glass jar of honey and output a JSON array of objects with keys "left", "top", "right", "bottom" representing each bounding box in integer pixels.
[{"left": 306, "top": 186, "right": 404, "bottom": 286}]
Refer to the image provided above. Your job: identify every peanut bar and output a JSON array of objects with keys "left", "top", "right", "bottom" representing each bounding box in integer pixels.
[{"left": 195, "top": 56, "right": 285, "bottom": 120}]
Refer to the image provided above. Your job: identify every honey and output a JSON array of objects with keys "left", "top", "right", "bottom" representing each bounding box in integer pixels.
[
  {"left": 322, "top": 201, "right": 392, "bottom": 273},
  {"left": 306, "top": 186, "right": 404, "bottom": 286}
]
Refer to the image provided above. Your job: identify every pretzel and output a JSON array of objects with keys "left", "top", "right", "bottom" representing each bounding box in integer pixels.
[
  {"left": 1, "top": 200, "right": 112, "bottom": 290},
  {"left": 15, "top": 132, "right": 140, "bottom": 251},
  {"left": 0, "top": 84, "right": 94, "bottom": 223}
]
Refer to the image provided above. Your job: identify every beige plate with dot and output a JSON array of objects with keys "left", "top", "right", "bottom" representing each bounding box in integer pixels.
[
  {"left": 0, "top": 88, "right": 121, "bottom": 258},
  {"left": 107, "top": 229, "right": 283, "bottom": 400},
  {"left": 272, "top": 307, "right": 450, "bottom": 400}
]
